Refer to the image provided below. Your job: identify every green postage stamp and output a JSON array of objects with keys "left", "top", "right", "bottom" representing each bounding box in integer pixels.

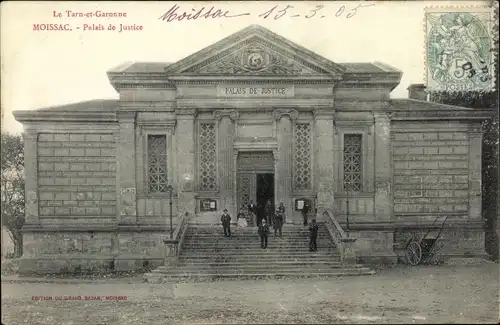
[{"left": 425, "top": 5, "right": 497, "bottom": 92}]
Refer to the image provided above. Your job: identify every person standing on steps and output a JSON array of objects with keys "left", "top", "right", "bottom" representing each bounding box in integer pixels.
[
  {"left": 277, "top": 202, "right": 286, "bottom": 224},
  {"left": 274, "top": 208, "right": 284, "bottom": 238},
  {"left": 309, "top": 219, "right": 319, "bottom": 252},
  {"left": 264, "top": 199, "right": 273, "bottom": 226},
  {"left": 237, "top": 207, "right": 248, "bottom": 228},
  {"left": 247, "top": 200, "right": 257, "bottom": 227},
  {"left": 221, "top": 209, "right": 232, "bottom": 237},
  {"left": 302, "top": 201, "right": 310, "bottom": 226},
  {"left": 258, "top": 219, "right": 270, "bottom": 249}
]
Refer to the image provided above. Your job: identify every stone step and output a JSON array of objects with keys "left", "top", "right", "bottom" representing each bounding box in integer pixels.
[
  {"left": 185, "top": 230, "right": 329, "bottom": 235},
  {"left": 183, "top": 236, "right": 331, "bottom": 240},
  {"left": 179, "top": 249, "right": 337, "bottom": 255},
  {"left": 179, "top": 255, "right": 339, "bottom": 261},
  {"left": 145, "top": 269, "right": 376, "bottom": 283},
  {"left": 185, "top": 228, "right": 327, "bottom": 233},
  {"left": 160, "top": 261, "right": 350, "bottom": 268},
  {"left": 155, "top": 267, "right": 373, "bottom": 275},
  {"left": 182, "top": 243, "right": 335, "bottom": 248},
  {"left": 180, "top": 253, "right": 339, "bottom": 259}
]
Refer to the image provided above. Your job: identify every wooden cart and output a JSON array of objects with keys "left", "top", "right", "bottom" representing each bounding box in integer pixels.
[{"left": 405, "top": 216, "right": 448, "bottom": 266}]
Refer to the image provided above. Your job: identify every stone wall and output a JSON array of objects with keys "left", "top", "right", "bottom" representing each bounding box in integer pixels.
[
  {"left": 392, "top": 130, "right": 470, "bottom": 216},
  {"left": 37, "top": 133, "right": 117, "bottom": 217}
]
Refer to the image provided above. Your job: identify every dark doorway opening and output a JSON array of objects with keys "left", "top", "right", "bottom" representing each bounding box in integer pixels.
[{"left": 256, "top": 173, "right": 274, "bottom": 226}]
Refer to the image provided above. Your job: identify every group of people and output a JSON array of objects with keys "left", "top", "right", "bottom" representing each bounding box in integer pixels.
[
  {"left": 234, "top": 200, "right": 285, "bottom": 237},
  {"left": 219, "top": 201, "right": 319, "bottom": 251}
]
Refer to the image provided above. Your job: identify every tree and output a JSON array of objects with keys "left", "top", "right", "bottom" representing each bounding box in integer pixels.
[{"left": 1, "top": 133, "right": 25, "bottom": 257}]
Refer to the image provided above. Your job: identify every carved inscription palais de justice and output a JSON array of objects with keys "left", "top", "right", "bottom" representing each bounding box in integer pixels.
[{"left": 217, "top": 85, "right": 295, "bottom": 98}]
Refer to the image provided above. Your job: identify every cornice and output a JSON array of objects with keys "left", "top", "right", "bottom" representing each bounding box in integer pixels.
[
  {"left": 13, "top": 110, "right": 117, "bottom": 123},
  {"left": 119, "top": 101, "right": 177, "bottom": 109},
  {"left": 313, "top": 108, "right": 335, "bottom": 119},
  {"left": 391, "top": 110, "right": 493, "bottom": 121},
  {"left": 116, "top": 111, "right": 136, "bottom": 121},
  {"left": 175, "top": 108, "right": 198, "bottom": 117},
  {"left": 167, "top": 75, "right": 336, "bottom": 84},
  {"left": 337, "top": 82, "right": 400, "bottom": 89},
  {"left": 176, "top": 98, "right": 334, "bottom": 110},
  {"left": 139, "top": 124, "right": 176, "bottom": 135},
  {"left": 213, "top": 109, "right": 239, "bottom": 121}
]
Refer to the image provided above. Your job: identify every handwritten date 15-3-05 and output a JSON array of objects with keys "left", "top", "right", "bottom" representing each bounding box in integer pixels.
[{"left": 158, "top": 3, "right": 375, "bottom": 23}]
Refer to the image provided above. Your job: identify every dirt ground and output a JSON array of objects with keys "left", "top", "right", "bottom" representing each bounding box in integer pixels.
[{"left": 1, "top": 264, "right": 499, "bottom": 324}]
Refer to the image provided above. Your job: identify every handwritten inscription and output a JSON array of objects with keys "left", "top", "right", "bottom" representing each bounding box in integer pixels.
[
  {"left": 158, "top": 4, "right": 250, "bottom": 22},
  {"left": 258, "top": 3, "right": 375, "bottom": 20},
  {"left": 217, "top": 86, "right": 294, "bottom": 98},
  {"left": 158, "top": 3, "right": 375, "bottom": 23}
]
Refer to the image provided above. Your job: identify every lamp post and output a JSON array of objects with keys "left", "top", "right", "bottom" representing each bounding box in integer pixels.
[
  {"left": 346, "top": 182, "right": 350, "bottom": 236},
  {"left": 166, "top": 184, "right": 173, "bottom": 238}
]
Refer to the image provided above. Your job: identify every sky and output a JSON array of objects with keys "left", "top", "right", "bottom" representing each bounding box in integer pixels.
[{"left": 0, "top": 0, "right": 492, "bottom": 133}]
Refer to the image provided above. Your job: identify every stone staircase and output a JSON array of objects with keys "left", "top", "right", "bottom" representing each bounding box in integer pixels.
[{"left": 145, "top": 223, "right": 375, "bottom": 283}]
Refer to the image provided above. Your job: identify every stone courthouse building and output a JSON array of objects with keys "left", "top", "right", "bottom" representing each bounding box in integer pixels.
[{"left": 14, "top": 25, "right": 492, "bottom": 273}]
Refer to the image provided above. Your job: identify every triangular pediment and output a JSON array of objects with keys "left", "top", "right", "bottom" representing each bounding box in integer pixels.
[{"left": 165, "top": 25, "right": 345, "bottom": 78}]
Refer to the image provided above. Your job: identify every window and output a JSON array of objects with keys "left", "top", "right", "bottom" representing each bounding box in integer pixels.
[
  {"left": 147, "top": 135, "right": 168, "bottom": 193},
  {"left": 294, "top": 123, "right": 312, "bottom": 190},
  {"left": 343, "top": 134, "right": 362, "bottom": 192},
  {"left": 199, "top": 123, "right": 217, "bottom": 191}
]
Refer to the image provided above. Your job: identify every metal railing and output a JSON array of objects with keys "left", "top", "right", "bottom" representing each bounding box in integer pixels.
[{"left": 163, "top": 212, "right": 190, "bottom": 261}]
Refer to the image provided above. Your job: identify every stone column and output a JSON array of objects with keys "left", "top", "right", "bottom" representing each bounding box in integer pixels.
[
  {"left": 23, "top": 131, "right": 40, "bottom": 226},
  {"left": 374, "top": 113, "right": 393, "bottom": 221},
  {"left": 116, "top": 111, "right": 137, "bottom": 224},
  {"left": 313, "top": 109, "right": 336, "bottom": 220},
  {"left": 176, "top": 110, "right": 197, "bottom": 216},
  {"left": 274, "top": 109, "right": 298, "bottom": 224},
  {"left": 468, "top": 124, "right": 482, "bottom": 220},
  {"left": 213, "top": 109, "right": 239, "bottom": 216}
]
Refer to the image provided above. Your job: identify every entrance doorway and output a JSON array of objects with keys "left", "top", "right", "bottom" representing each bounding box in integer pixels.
[
  {"left": 256, "top": 173, "right": 274, "bottom": 224},
  {"left": 236, "top": 151, "right": 275, "bottom": 218}
]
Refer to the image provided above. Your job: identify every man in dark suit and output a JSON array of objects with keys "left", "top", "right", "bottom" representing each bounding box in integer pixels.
[
  {"left": 258, "top": 219, "right": 270, "bottom": 249},
  {"left": 302, "top": 201, "right": 310, "bottom": 226},
  {"left": 221, "top": 209, "right": 231, "bottom": 237},
  {"left": 309, "top": 219, "right": 319, "bottom": 252}
]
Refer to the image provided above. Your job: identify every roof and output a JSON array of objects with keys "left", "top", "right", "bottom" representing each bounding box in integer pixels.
[
  {"left": 109, "top": 61, "right": 400, "bottom": 75},
  {"left": 390, "top": 99, "right": 474, "bottom": 111},
  {"left": 37, "top": 99, "right": 118, "bottom": 112},
  {"left": 107, "top": 62, "right": 173, "bottom": 74},
  {"left": 340, "top": 62, "right": 401, "bottom": 73}
]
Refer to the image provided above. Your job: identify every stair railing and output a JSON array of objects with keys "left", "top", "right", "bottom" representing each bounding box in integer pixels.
[
  {"left": 163, "top": 212, "right": 190, "bottom": 266},
  {"left": 321, "top": 208, "right": 357, "bottom": 264}
]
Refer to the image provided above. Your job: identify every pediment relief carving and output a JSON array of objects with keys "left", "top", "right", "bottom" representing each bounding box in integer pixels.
[{"left": 182, "top": 40, "right": 325, "bottom": 76}]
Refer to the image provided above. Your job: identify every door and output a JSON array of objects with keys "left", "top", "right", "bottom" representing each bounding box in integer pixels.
[
  {"left": 237, "top": 173, "right": 256, "bottom": 210},
  {"left": 256, "top": 173, "right": 274, "bottom": 221}
]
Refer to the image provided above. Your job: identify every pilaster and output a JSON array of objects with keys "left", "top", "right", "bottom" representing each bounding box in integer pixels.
[
  {"left": 23, "top": 131, "right": 40, "bottom": 226},
  {"left": 176, "top": 109, "right": 197, "bottom": 216},
  {"left": 468, "top": 124, "right": 482, "bottom": 220},
  {"left": 213, "top": 109, "right": 239, "bottom": 215},
  {"left": 274, "top": 109, "right": 298, "bottom": 223},
  {"left": 116, "top": 111, "right": 137, "bottom": 224},
  {"left": 313, "top": 109, "right": 336, "bottom": 218},
  {"left": 374, "top": 113, "right": 393, "bottom": 221}
]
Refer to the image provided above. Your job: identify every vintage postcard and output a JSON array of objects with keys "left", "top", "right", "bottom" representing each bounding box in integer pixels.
[{"left": 1, "top": 1, "right": 499, "bottom": 325}]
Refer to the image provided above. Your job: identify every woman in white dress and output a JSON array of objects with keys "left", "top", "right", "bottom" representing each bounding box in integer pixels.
[{"left": 237, "top": 208, "right": 248, "bottom": 227}]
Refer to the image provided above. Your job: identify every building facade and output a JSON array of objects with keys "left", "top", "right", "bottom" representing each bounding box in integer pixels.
[{"left": 14, "top": 25, "right": 492, "bottom": 273}]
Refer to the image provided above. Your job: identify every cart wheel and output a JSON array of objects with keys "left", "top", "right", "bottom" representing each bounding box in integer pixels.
[{"left": 405, "top": 241, "right": 422, "bottom": 266}]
